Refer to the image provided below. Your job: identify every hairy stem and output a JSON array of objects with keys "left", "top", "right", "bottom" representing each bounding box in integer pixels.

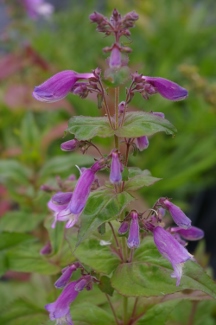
[
  {"left": 108, "top": 221, "right": 124, "bottom": 261},
  {"left": 106, "top": 294, "right": 120, "bottom": 325}
]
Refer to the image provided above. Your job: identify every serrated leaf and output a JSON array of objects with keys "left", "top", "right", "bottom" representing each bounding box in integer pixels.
[
  {"left": 39, "top": 154, "right": 93, "bottom": 178},
  {"left": 115, "top": 112, "right": 177, "bottom": 138},
  {"left": 77, "top": 188, "right": 134, "bottom": 245},
  {"left": 67, "top": 115, "right": 113, "bottom": 140},
  {"left": 0, "top": 211, "right": 45, "bottom": 233},
  {"left": 74, "top": 238, "right": 119, "bottom": 274},
  {"left": 125, "top": 167, "right": 161, "bottom": 191},
  {"left": 111, "top": 237, "right": 216, "bottom": 299},
  {"left": 6, "top": 243, "right": 60, "bottom": 275}
]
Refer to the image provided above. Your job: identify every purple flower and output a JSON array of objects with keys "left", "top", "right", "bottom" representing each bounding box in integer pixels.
[
  {"left": 109, "top": 151, "right": 122, "bottom": 184},
  {"left": 118, "top": 221, "right": 129, "bottom": 234},
  {"left": 46, "top": 276, "right": 91, "bottom": 325},
  {"left": 33, "top": 70, "right": 94, "bottom": 103},
  {"left": 153, "top": 226, "right": 193, "bottom": 286},
  {"left": 22, "top": 0, "right": 54, "bottom": 19},
  {"left": 135, "top": 136, "right": 149, "bottom": 151},
  {"left": 142, "top": 76, "right": 188, "bottom": 101},
  {"left": 171, "top": 226, "right": 204, "bottom": 241},
  {"left": 47, "top": 192, "right": 73, "bottom": 228},
  {"left": 55, "top": 264, "right": 78, "bottom": 289},
  {"left": 109, "top": 45, "right": 122, "bottom": 69},
  {"left": 69, "top": 160, "right": 105, "bottom": 214},
  {"left": 127, "top": 211, "right": 140, "bottom": 249},
  {"left": 158, "top": 198, "right": 191, "bottom": 229},
  {"left": 61, "top": 139, "right": 79, "bottom": 152}
]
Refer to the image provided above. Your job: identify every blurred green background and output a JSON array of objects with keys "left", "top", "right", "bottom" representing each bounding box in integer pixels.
[{"left": 0, "top": 0, "right": 216, "bottom": 323}]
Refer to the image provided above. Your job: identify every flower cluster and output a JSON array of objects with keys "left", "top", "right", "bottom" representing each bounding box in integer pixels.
[{"left": 46, "top": 263, "right": 96, "bottom": 325}]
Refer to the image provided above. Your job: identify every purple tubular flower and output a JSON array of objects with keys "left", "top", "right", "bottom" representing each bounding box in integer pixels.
[
  {"left": 171, "top": 226, "right": 204, "bottom": 241},
  {"left": 46, "top": 275, "right": 92, "bottom": 325},
  {"left": 127, "top": 211, "right": 140, "bottom": 249},
  {"left": 109, "top": 45, "right": 122, "bottom": 69},
  {"left": 33, "top": 70, "right": 94, "bottom": 103},
  {"left": 153, "top": 226, "right": 193, "bottom": 286},
  {"left": 109, "top": 151, "right": 122, "bottom": 184},
  {"left": 135, "top": 136, "right": 149, "bottom": 151},
  {"left": 142, "top": 76, "right": 188, "bottom": 101},
  {"left": 55, "top": 265, "right": 77, "bottom": 289},
  {"left": 61, "top": 139, "right": 79, "bottom": 152},
  {"left": 52, "top": 192, "right": 73, "bottom": 205},
  {"left": 69, "top": 160, "right": 104, "bottom": 214},
  {"left": 159, "top": 198, "right": 191, "bottom": 229}
]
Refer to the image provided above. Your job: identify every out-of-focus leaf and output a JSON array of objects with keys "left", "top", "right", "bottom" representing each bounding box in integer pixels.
[
  {"left": 0, "top": 232, "right": 34, "bottom": 250},
  {"left": 0, "top": 211, "right": 45, "bottom": 233},
  {"left": 6, "top": 243, "right": 60, "bottom": 275},
  {"left": 0, "top": 160, "right": 32, "bottom": 184},
  {"left": 98, "top": 275, "right": 114, "bottom": 296},
  {"left": 39, "top": 154, "right": 93, "bottom": 178},
  {"left": 0, "top": 299, "right": 47, "bottom": 325}
]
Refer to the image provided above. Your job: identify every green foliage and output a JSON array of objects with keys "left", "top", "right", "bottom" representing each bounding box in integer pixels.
[{"left": 77, "top": 188, "right": 134, "bottom": 245}]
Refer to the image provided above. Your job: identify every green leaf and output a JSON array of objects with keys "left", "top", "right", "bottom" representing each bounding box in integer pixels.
[
  {"left": 0, "top": 160, "right": 32, "bottom": 185},
  {"left": 6, "top": 243, "right": 60, "bottom": 275},
  {"left": 72, "top": 302, "right": 115, "bottom": 325},
  {"left": 125, "top": 167, "right": 161, "bottom": 191},
  {"left": 74, "top": 238, "right": 119, "bottom": 274},
  {"left": 98, "top": 275, "right": 114, "bottom": 296},
  {"left": 0, "top": 232, "right": 34, "bottom": 250},
  {"left": 39, "top": 154, "right": 93, "bottom": 178},
  {"left": 67, "top": 115, "right": 113, "bottom": 140},
  {"left": 111, "top": 237, "right": 216, "bottom": 299},
  {"left": 136, "top": 299, "right": 182, "bottom": 325},
  {"left": 0, "top": 211, "right": 45, "bottom": 233},
  {"left": 77, "top": 188, "right": 134, "bottom": 245},
  {"left": 115, "top": 112, "right": 177, "bottom": 138}
]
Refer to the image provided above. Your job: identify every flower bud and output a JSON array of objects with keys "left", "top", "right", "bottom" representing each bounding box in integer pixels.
[
  {"left": 135, "top": 136, "right": 149, "bottom": 151},
  {"left": 118, "top": 221, "right": 129, "bottom": 234},
  {"left": 109, "top": 45, "right": 122, "bottom": 69},
  {"left": 109, "top": 151, "right": 122, "bottom": 184},
  {"left": 127, "top": 211, "right": 140, "bottom": 249},
  {"left": 61, "top": 139, "right": 79, "bottom": 152},
  {"left": 158, "top": 198, "right": 191, "bottom": 229}
]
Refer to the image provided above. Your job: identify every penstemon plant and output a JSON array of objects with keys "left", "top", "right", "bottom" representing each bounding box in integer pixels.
[{"left": 32, "top": 8, "right": 216, "bottom": 325}]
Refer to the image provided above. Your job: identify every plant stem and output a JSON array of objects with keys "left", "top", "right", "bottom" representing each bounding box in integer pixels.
[
  {"left": 121, "top": 236, "right": 128, "bottom": 262},
  {"left": 115, "top": 87, "right": 119, "bottom": 129},
  {"left": 106, "top": 294, "right": 120, "bottom": 325},
  {"left": 187, "top": 301, "right": 198, "bottom": 325},
  {"left": 108, "top": 221, "right": 124, "bottom": 261},
  {"left": 130, "top": 297, "right": 139, "bottom": 323},
  {"left": 123, "top": 296, "right": 128, "bottom": 324}
]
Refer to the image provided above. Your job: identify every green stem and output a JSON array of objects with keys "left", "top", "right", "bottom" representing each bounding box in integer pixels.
[
  {"left": 123, "top": 296, "right": 128, "bottom": 324},
  {"left": 121, "top": 236, "right": 128, "bottom": 262},
  {"left": 115, "top": 87, "right": 119, "bottom": 129},
  {"left": 106, "top": 294, "right": 120, "bottom": 325},
  {"left": 108, "top": 222, "right": 124, "bottom": 261}
]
